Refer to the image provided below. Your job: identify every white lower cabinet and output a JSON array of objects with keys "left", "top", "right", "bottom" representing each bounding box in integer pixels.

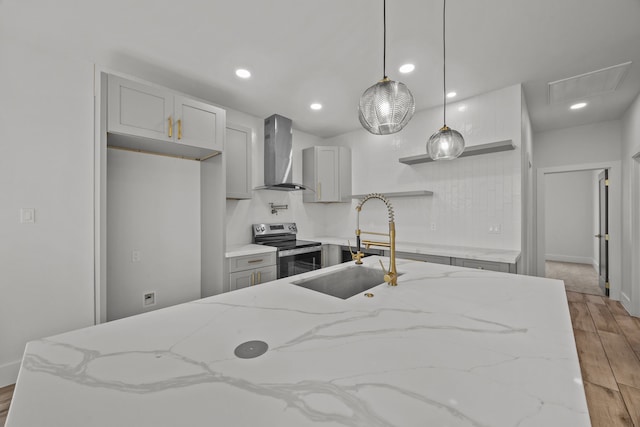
[
  {"left": 229, "top": 266, "right": 277, "bottom": 291},
  {"left": 226, "top": 252, "right": 277, "bottom": 292},
  {"left": 394, "top": 252, "right": 451, "bottom": 265},
  {"left": 452, "top": 258, "right": 515, "bottom": 273}
]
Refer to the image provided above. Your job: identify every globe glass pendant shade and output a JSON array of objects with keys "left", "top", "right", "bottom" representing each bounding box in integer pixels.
[
  {"left": 426, "top": 126, "right": 465, "bottom": 160},
  {"left": 358, "top": 78, "right": 415, "bottom": 135}
]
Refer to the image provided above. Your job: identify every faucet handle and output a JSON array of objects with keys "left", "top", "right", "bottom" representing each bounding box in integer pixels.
[
  {"left": 349, "top": 240, "right": 364, "bottom": 265},
  {"left": 378, "top": 259, "right": 395, "bottom": 285},
  {"left": 378, "top": 259, "right": 388, "bottom": 276}
]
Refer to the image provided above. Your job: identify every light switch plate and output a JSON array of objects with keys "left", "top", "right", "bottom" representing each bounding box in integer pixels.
[{"left": 20, "top": 208, "right": 35, "bottom": 224}]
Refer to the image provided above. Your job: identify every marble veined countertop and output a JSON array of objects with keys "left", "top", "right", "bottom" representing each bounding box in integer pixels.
[
  {"left": 305, "top": 236, "right": 521, "bottom": 264},
  {"left": 225, "top": 242, "right": 277, "bottom": 258},
  {"left": 7, "top": 257, "right": 588, "bottom": 426}
]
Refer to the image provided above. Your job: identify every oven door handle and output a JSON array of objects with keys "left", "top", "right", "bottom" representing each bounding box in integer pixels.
[{"left": 278, "top": 246, "right": 322, "bottom": 257}]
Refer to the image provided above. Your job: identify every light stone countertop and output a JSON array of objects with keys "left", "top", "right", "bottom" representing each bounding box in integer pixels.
[
  {"left": 306, "top": 236, "right": 522, "bottom": 264},
  {"left": 7, "top": 257, "right": 589, "bottom": 426},
  {"left": 225, "top": 243, "right": 277, "bottom": 258}
]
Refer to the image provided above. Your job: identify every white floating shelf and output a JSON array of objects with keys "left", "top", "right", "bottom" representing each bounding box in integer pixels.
[
  {"left": 350, "top": 190, "right": 433, "bottom": 199},
  {"left": 398, "top": 139, "right": 515, "bottom": 165}
]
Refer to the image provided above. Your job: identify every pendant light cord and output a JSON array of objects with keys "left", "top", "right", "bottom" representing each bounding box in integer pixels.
[
  {"left": 442, "top": 0, "right": 447, "bottom": 126},
  {"left": 383, "top": 0, "right": 387, "bottom": 79}
]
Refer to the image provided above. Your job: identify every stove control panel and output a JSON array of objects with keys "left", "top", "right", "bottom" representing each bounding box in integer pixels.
[{"left": 253, "top": 223, "right": 297, "bottom": 236}]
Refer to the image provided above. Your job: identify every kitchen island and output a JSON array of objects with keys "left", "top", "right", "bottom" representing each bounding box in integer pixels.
[{"left": 7, "top": 257, "right": 589, "bottom": 426}]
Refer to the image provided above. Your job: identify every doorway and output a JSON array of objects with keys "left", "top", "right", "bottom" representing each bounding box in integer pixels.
[
  {"left": 542, "top": 169, "right": 604, "bottom": 295},
  {"left": 535, "top": 161, "right": 621, "bottom": 301}
]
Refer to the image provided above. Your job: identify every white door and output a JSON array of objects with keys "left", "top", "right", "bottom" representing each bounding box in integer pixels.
[
  {"left": 316, "top": 147, "right": 339, "bottom": 202},
  {"left": 174, "top": 95, "right": 224, "bottom": 152},
  {"left": 107, "top": 75, "right": 173, "bottom": 142},
  {"left": 229, "top": 270, "right": 256, "bottom": 291},
  {"left": 254, "top": 265, "right": 277, "bottom": 284},
  {"left": 225, "top": 124, "right": 252, "bottom": 199}
]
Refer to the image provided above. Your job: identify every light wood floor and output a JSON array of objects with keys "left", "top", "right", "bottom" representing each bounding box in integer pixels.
[
  {"left": 568, "top": 291, "right": 640, "bottom": 426},
  {"left": 1, "top": 293, "right": 639, "bottom": 427},
  {"left": 0, "top": 384, "right": 14, "bottom": 427}
]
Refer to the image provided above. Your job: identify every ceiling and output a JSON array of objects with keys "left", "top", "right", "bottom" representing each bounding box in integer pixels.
[{"left": 2, "top": 0, "right": 639, "bottom": 138}]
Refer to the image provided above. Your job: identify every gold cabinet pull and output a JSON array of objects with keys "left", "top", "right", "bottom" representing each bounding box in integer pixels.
[
  {"left": 257, "top": 271, "right": 261, "bottom": 284},
  {"left": 248, "top": 259, "right": 263, "bottom": 264},
  {"left": 168, "top": 117, "right": 173, "bottom": 137},
  {"left": 178, "top": 119, "right": 182, "bottom": 140},
  {"left": 251, "top": 272, "right": 255, "bottom": 286}
]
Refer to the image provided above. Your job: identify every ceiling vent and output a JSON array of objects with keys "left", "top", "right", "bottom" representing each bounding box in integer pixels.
[{"left": 548, "top": 61, "right": 632, "bottom": 104}]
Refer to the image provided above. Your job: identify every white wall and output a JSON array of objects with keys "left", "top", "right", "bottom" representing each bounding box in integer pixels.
[
  {"left": 318, "top": 85, "right": 523, "bottom": 251},
  {"left": 106, "top": 149, "right": 201, "bottom": 321},
  {"left": 533, "top": 120, "right": 623, "bottom": 299},
  {"left": 544, "top": 171, "right": 595, "bottom": 264},
  {"left": 0, "top": 36, "right": 95, "bottom": 385},
  {"left": 621, "top": 91, "right": 640, "bottom": 314},
  {"left": 534, "top": 120, "right": 622, "bottom": 168}
]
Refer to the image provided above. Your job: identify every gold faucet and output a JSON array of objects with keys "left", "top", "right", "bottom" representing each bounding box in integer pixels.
[{"left": 354, "top": 193, "right": 398, "bottom": 286}]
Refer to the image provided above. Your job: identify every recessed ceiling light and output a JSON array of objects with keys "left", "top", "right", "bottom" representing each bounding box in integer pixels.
[
  {"left": 447, "top": 91, "right": 457, "bottom": 98},
  {"left": 399, "top": 63, "right": 415, "bottom": 74},
  {"left": 235, "top": 69, "right": 251, "bottom": 79},
  {"left": 570, "top": 102, "right": 587, "bottom": 110},
  {"left": 310, "top": 103, "right": 322, "bottom": 110}
]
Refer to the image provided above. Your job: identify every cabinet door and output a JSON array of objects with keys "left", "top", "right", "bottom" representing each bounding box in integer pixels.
[
  {"left": 174, "top": 95, "right": 225, "bottom": 152},
  {"left": 226, "top": 123, "right": 252, "bottom": 199},
  {"left": 228, "top": 252, "right": 277, "bottom": 273},
  {"left": 316, "top": 147, "right": 340, "bottom": 202},
  {"left": 255, "top": 265, "right": 277, "bottom": 284},
  {"left": 229, "top": 270, "right": 256, "bottom": 291},
  {"left": 107, "top": 74, "right": 173, "bottom": 142},
  {"left": 453, "top": 258, "right": 510, "bottom": 272}
]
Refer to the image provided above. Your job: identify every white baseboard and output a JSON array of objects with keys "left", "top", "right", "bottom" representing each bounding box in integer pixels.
[
  {"left": 592, "top": 258, "right": 599, "bottom": 272},
  {"left": 620, "top": 292, "right": 635, "bottom": 316},
  {"left": 0, "top": 359, "right": 21, "bottom": 387},
  {"left": 545, "top": 254, "right": 594, "bottom": 265}
]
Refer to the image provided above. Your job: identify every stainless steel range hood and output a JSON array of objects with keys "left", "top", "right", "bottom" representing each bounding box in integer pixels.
[{"left": 256, "top": 114, "right": 309, "bottom": 191}]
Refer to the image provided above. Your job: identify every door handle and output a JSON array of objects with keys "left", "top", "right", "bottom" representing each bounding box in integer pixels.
[
  {"left": 168, "top": 117, "right": 173, "bottom": 137},
  {"left": 595, "top": 234, "right": 603, "bottom": 238}
]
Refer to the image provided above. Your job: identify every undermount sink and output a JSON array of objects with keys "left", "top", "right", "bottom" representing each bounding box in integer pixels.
[{"left": 292, "top": 265, "right": 396, "bottom": 299}]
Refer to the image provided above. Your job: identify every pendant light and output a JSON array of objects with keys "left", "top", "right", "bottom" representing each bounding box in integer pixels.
[
  {"left": 358, "top": 0, "right": 415, "bottom": 135},
  {"left": 426, "top": 0, "right": 465, "bottom": 160}
]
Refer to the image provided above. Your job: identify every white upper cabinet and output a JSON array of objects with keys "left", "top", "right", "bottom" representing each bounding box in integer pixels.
[
  {"left": 303, "top": 146, "right": 351, "bottom": 203},
  {"left": 225, "top": 123, "right": 252, "bottom": 199},
  {"left": 107, "top": 74, "right": 225, "bottom": 160},
  {"left": 174, "top": 95, "right": 224, "bottom": 152},
  {"left": 108, "top": 75, "right": 173, "bottom": 142}
]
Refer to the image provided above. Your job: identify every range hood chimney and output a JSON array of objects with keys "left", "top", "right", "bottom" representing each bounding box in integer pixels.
[{"left": 258, "top": 114, "right": 308, "bottom": 191}]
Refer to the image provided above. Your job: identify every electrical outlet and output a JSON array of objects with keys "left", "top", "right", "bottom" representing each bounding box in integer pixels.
[
  {"left": 430, "top": 223, "right": 437, "bottom": 231},
  {"left": 488, "top": 224, "right": 502, "bottom": 234},
  {"left": 143, "top": 292, "right": 156, "bottom": 307},
  {"left": 20, "top": 208, "right": 35, "bottom": 224},
  {"left": 131, "top": 250, "right": 141, "bottom": 263}
]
